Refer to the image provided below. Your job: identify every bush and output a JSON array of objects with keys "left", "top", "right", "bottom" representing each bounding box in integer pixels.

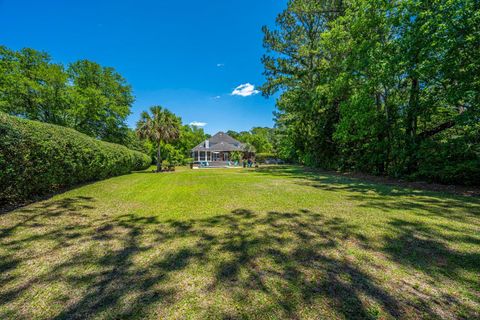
[
  {"left": 184, "top": 157, "right": 194, "bottom": 165},
  {"left": 161, "top": 160, "right": 175, "bottom": 171},
  {"left": 255, "top": 152, "right": 276, "bottom": 163},
  {"left": 0, "top": 113, "right": 151, "bottom": 205},
  {"left": 162, "top": 144, "right": 185, "bottom": 166},
  {"left": 230, "top": 151, "right": 243, "bottom": 162},
  {"left": 414, "top": 130, "right": 480, "bottom": 185}
]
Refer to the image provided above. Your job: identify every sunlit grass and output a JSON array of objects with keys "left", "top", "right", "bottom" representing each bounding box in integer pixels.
[{"left": 1, "top": 165, "right": 479, "bottom": 319}]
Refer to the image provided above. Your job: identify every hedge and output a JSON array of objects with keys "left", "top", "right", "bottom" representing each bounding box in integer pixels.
[
  {"left": 255, "top": 153, "right": 277, "bottom": 163},
  {"left": 0, "top": 112, "right": 151, "bottom": 205}
]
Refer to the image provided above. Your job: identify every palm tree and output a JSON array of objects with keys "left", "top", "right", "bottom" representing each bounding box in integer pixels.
[
  {"left": 136, "top": 106, "right": 181, "bottom": 172},
  {"left": 243, "top": 142, "right": 256, "bottom": 161}
]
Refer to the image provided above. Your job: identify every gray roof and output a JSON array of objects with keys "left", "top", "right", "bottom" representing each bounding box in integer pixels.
[{"left": 192, "top": 132, "right": 245, "bottom": 152}]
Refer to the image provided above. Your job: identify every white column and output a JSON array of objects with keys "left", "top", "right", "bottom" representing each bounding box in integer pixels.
[{"left": 197, "top": 151, "right": 200, "bottom": 161}]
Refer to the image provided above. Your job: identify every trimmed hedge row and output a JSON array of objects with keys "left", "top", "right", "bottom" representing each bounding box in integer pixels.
[
  {"left": 255, "top": 153, "right": 277, "bottom": 163},
  {"left": 0, "top": 113, "right": 151, "bottom": 205}
]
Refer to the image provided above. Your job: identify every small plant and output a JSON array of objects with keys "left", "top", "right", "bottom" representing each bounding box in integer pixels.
[
  {"left": 230, "top": 151, "right": 243, "bottom": 163},
  {"left": 161, "top": 160, "right": 173, "bottom": 171}
]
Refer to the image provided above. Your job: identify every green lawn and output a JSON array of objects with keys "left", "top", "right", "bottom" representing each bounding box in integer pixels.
[{"left": 1, "top": 166, "right": 479, "bottom": 319}]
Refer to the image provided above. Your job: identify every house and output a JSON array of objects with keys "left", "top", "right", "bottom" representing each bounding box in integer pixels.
[{"left": 191, "top": 132, "right": 249, "bottom": 164}]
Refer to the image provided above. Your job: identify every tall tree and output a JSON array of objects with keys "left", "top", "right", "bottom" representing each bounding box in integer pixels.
[
  {"left": 136, "top": 106, "right": 181, "bottom": 172},
  {"left": 261, "top": 0, "right": 345, "bottom": 167},
  {"left": 263, "top": 0, "right": 480, "bottom": 184},
  {"left": 67, "top": 60, "right": 133, "bottom": 143},
  {"left": 227, "top": 127, "right": 276, "bottom": 154},
  {"left": 0, "top": 46, "right": 135, "bottom": 146},
  {"left": 0, "top": 46, "right": 70, "bottom": 124},
  {"left": 174, "top": 124, "right": 209, "bottom": 158}
]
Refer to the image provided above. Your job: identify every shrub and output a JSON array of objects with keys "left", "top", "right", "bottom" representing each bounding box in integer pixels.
[
  {"left": 183, "top": 157, "right": 194, "bottom": 165},
  {"left": 414, "top": 130, "right": 480, "bottom": 185},
  {"left": 161, "top": 160, "right": 175, "bottom": 171},
  {"left": 162, "top": 143, "right": 185, "bottom": 166},
  {"left": 230, "top": 151, "right": 243, "bottom": 162},
  {"left": 0, "top": 113, "right": 151, "bottom": 205},
  {"left": 255, "top": 152, "right": 276, "bottom": 163}
]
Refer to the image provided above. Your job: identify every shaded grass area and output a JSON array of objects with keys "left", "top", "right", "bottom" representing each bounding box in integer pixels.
[{"left": 0, "top": 166, "right": 479, "bottom": 319}]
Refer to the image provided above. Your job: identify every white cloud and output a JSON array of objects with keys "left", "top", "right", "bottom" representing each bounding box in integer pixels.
[
  {"left": 231, "top": 83, "right": 260, "bottom": 97},
  {"left": 212, "top": 95, "right": 221, "bottom": 99},
  {"left": 216, "top": 63, "right": 225, "bottom": 67},
  {"left": 190, "top": 121, "right": 207, "bottom": 127}
]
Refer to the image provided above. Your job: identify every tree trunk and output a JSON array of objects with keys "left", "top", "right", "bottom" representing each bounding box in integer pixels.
[
  {"left": 375, "top": 92, "right": 386, "bottom": 175},
  {"left": 406, "top": 77, "right": 419, "bottom": 139},
  {"left": 156, "top": 145, "right": 162, "bottom": 172},
  {"left": 405, "top": 76, "right": 420, "bottom": 174},
  {"left": 418, "top": 119, "right": 456, "bottom": 140}
]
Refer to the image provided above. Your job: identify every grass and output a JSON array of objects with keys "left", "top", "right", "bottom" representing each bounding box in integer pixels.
[{"left": 0, "top": 165, "right": 479, "bottom": 319}]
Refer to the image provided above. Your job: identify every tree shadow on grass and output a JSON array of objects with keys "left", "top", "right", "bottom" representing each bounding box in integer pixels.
[
  {"left": 0, "top": 196, "right": 177, "bottom": 319},
  {"left": 0, "top": 197, "right": 479, "bottom": 319},
  {"left": 383, "top": 218, "right": 480, "bottom": 285},
  {"left": 254, "top": 166, "right": 480, "bottom": 222}
]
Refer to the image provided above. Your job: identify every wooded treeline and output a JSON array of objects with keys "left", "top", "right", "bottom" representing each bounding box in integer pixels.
[
  {"left": 262, "top": 0, "right": 479, "bottom": 184},
  {"left": 227, "top": 127, "right": 276, "bottom": 154}
]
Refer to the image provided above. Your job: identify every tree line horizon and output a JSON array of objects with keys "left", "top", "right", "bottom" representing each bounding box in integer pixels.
[
  {"left": 0, "top": 45, "right": 276, "bottom": 170},
  {"left": 1, "top": 0, "right": 479, "bottom": 184},
  {"left": 261, "top": 0, "right": 479, "bottom": 185}
]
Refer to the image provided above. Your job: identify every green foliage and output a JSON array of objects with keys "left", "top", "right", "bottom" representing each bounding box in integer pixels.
[
  {"left": 230, "top": 151, "right": 243, "bottom": 162},
  {"left": 136, "top": 106, "right": 181, "bottom": 172},
  {"left": 161, "top": 160, "right": 176, "bottom": 171},
  {"left": 162, "top": 143, "right": 186, "bottom": 166},
  {"left": 255, "top": 153, "right": 276, "bottom": 163},
  {"left": 173, "top": 124, "right": 209, "bottom": 158},
  {"left": 262, "top": 0, "right": 480, "bottom": 184},
  {"left": 227, "top": 127, "right": 275, "bottom": 154},
  {"left": 0, "top": 112, "right": 150, "bottom": 205},
  {"left": 414, "top": 125, "right": 480, "bottom": 185},
  {"left": 66, "top": 60, "right": 133, "bottom": 144},
  {"left": 122, "top": 129, "right": 151, "bottom": 155},
  {"left": 243, "top": 143, "right": 256, "bottom": 158},
  {"left": 0, "top": 46, "right": 134, "bottom": 145},
  {"left": 137, "top": 115, "right": 208, "bottom": 169}
]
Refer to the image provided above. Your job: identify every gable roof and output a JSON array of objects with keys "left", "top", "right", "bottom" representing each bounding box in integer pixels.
[{"left": 192, "top": 132, "right": 245, "bottom": 152}]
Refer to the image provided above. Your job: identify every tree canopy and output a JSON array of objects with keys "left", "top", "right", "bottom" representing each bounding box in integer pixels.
[
  {"left": 262, "top": 0, "right": 480, "bottom": 184},
  {"left": 227, "top": 127, "right": 275, "bottom": 154},
  {"left": 0, "top": 46, "right": 133, "bottom": 144},
  {"left": 136, "top": 106, "right": 181, "bottom": 172}
]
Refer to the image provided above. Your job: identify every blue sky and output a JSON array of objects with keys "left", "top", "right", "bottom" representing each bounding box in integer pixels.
[{"left": 0, "top": 0, "right": 286, "bottom": 134}]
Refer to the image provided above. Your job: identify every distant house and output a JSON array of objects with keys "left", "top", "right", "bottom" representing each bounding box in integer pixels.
[{"left": 191, "top": 132, "right": 247, "bottom": 162}]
